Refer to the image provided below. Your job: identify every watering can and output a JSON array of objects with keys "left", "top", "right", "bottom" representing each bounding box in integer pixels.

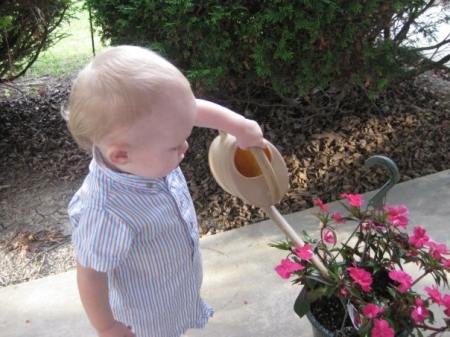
[{"left": 208, "top": 131, "right": 329, "bottom": 277}]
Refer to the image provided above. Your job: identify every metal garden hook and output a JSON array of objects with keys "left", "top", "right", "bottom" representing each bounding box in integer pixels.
[{"left": 364, "top": 155, "right": 400, "bottom": 210}]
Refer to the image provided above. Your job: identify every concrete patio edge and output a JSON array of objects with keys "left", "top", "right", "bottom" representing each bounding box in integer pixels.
[{"left": 1, "top": 170, "right": 449, "bottom": 337}]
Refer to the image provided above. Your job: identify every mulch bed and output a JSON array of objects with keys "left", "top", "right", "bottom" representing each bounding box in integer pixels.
[{"left": 1, "top": 71, "right": 449, "bottom": 236}]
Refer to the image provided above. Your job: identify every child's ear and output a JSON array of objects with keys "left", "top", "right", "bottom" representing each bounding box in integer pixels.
[{"left": 105, "top": 145, "right": 130, "bottom": 166}]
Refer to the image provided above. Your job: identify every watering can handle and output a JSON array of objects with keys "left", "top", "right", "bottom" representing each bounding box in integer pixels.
[
  {"left": 249, "top": 147, "right": 281, "bottom": 205},
  {"left": 218, "top": 130, "right": 281, "bottom": 205}
]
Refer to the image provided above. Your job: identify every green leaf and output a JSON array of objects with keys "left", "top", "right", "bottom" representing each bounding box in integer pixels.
[
  {"left": 358, "top": 321, "right": 371, "bottom": 336},
  {"left": 0, "top": 16, "right": 13, "bottom": 30},
  {"left": 268, "top": 239, "right": 293, "bottom": 250},
  {"left": 302, "top": 230, "right": 314, "bottom": 243},
  {"left": 293, "top": 287, "right": 311, "bottom": 318},
  {"left": 346, "top": 285, "right": 364, "bottom": 301},
  {"left": 304, "top": 274, "right": 336, "bottom": 287}
]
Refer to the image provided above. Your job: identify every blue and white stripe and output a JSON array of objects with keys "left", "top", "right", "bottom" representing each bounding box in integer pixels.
[{"left": 69, "top": 150, "right": 213, "bottom": 336}]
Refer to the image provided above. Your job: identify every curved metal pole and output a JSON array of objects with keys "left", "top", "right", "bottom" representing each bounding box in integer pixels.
[{"left": 364, "top": 155, "right": 400, "bottom": 210}]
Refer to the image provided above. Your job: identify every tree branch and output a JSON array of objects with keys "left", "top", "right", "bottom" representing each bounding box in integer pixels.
[
  {"left": 394, "top": 0, "right": 437, "bottom": 44},
  {"left": 415, "top": 38, "right": 450, "bottom": 51}
]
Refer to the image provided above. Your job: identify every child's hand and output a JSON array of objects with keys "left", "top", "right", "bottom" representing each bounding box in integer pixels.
[
  {"left": 234, "top": 119, "right": 268, "bottom": 150},
  {"left": 97, "top": 321, "right": 136, "bottom": 337}
]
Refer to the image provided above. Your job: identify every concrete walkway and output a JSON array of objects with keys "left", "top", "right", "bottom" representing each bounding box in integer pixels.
[{"left": 1, "top": 170, "right": 449, "bottom": 337}]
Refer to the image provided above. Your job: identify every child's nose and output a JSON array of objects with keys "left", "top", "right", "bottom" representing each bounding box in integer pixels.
[{"left": 179, "top": 141, "right": 189, "bottom": 155}]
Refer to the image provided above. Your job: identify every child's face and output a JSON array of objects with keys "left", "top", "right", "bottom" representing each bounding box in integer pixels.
[{"left": 104, "top": 85, "right": 197, "bottom": 179}]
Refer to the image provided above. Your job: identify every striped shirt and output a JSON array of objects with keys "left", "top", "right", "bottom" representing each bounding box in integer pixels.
[{"left": 69, "top": 150, "right": 213, "bottom": 336}]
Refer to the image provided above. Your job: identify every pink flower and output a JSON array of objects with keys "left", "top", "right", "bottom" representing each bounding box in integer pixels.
[
  {"left": 425, "top": 286, "right": 443, "bottom": 305},
  {"left": 371, "top": 319, "right": 395, "bottom": 337},
  {"left": 347, "top": 266, "right": 372, "bottom": 292},
  {"left": 340, "top": 288, "right": 349, "bottom": 296},
  {"left": 388, "top": 270, "right": 412, "bottom": 292},
  {"left": 294, "top": 244, "right": 314, "bottom": 260},
  {"left": 362, "top": 303, "right": 383, "bottom": 318},
  {"left": 446, "top": 307, "right": 450, "bottom": 317},
  {"left": 406, "top": 249, "right": 419, "bottom": 258},
  {"left": 323, "top": 230, "right": 335, "bottom": 244},
  {"left": 361, "top": 221, "right": 371, "bottom": 231},
  {"left": 409, "top": 226, "right": 429, "bottom": 248},
  {"left": 331, "top": 211, "right": 346, "bottom": 224},
  {"left": 313, "top": 198, "right": 329, "bottom": 213},
  {"left": 341, "top": 193, "right": 364, "bottom": 207},
  {"left": 428, "top": 242, "right": 449, "bottom": 260},
  {"left": 442, "top": 295, "right": 450, "bottom": 316},
  {"left": 386, "top": 205, "right": 409, "bottom": 228},
  {"left": 275, "top": 258, "right": 304, "bottom": 279},
  {"left": 441, "top": 257, "right": 450, "bottom": 268},
  {"left": 411, "top": 298, "right": 429, "bottom": 324}
]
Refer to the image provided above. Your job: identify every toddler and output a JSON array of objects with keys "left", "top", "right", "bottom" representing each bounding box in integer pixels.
[{"left": 63, "top": 45, "right": 267, "bottom": 337}]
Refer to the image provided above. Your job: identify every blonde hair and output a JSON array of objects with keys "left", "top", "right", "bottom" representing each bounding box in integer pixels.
[{"left": 63, "top": 45, "right": 190, "bottom": 151}]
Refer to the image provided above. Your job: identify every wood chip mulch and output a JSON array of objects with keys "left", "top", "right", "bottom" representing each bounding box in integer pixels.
[{"left": 1, "top": 71, "right": 449, "bottom": 236}]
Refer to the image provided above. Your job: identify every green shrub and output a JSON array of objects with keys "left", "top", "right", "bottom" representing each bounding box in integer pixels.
[
  {"left": 0, "top": 0, "right": 76, "bottom": 81},
  {"left": 86, "top": 0, "right": 449, "bottom": 100}
]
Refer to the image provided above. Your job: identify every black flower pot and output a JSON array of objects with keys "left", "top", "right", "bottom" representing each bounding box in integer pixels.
[
  {"left": 306, "top": 310, "right": 411, "bottom": 337},
  {"left": 306, "top": 311, "right": 334, "bottom": 337}
]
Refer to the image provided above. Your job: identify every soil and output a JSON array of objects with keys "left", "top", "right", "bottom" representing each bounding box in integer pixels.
[
  {"left": 1, "top": 70, "right": 449, "bottom": 288},
  {"left": 310, "top": 296, "right": 359, "bottom": 337}
]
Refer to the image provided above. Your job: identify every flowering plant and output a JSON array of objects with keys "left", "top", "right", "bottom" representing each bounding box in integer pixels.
[{"left": 271, "top": 193, "right": 450, "bottom": 337}]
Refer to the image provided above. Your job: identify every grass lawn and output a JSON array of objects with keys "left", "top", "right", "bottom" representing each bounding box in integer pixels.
[{"left": 26, "top": 2, "right": 108, "bottom": 80}]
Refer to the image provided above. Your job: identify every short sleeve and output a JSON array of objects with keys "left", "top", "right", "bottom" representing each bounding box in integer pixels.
[{"left": 72, "top": 207, "right": 134, "bottom": 272}]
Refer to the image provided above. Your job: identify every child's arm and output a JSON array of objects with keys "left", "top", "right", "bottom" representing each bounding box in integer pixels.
[
  {"left": 77, "top": 260, "right": 136, "bottom": 337},
  {"left": 195, "top": 99, "right": 268, "bottom": 150}
]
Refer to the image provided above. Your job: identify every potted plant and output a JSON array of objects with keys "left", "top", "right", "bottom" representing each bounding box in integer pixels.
[{"left": 271, "top": 193, "right": 450, "bottom": 336}]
